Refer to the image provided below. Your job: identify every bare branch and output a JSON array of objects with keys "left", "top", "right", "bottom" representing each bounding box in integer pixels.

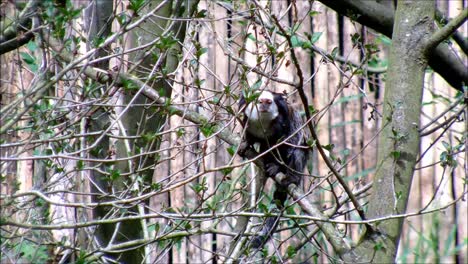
[
  {"left": 425, "top": 8, "right": 468, "bottom": 54},
  {"left": 435, "top": 9, "right": 468, "bottom": 55},
  {"left": 0, "top": 0, "right": 39, "bottom": 54},
  {"left": 318, "top": 0, "right": 468, "bottom": 90}
]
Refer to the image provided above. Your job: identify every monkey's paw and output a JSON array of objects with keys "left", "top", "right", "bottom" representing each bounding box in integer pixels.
[
  {"left": 265, "top": 162, "right": 280, "bottom": 178},
  {"left": 238, "top": 141, "right": 250, "bottom": 157}
]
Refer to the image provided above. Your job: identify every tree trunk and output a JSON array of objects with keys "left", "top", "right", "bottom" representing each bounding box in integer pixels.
[{"left": 343, "top": 1, "right": 434, "bottom": 262}]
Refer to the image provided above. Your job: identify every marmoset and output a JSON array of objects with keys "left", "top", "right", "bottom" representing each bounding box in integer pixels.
[{"left": 239, "top": 90, "right": 309, "bottom": 248}]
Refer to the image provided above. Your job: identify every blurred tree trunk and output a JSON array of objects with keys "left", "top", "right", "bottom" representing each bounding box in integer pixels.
[
  {"left": 80, "top": 0, "right": 129, "bottom": 262},
  {"left": 343, "top": 1, "right": 434, "bottom": 262},
  {"left": 115, "top": 0, "right": 190, "bottom": 262}
]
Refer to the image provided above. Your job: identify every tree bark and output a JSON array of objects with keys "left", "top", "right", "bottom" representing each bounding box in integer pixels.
[
  {"left": 122, "top": 1, "right": 190, "bottom": 262},
  {"left": 343, "top": 1, "right": 434, "bottom": 262}
]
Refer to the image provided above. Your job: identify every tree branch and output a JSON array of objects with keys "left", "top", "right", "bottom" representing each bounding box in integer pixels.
[
  {"left": 285, "top": 180, "right": 351, "bottom": 255},
  {"left": 0, "top": 0, "right": 39, "bottom": 54},
  {"left": 217, "top": 1, "right": 387, "bottom": 75},
  {"left": 318, "top": 0, "right": 395, "bottom": 37},
  {"left": 318, "top": 0, "right": 468, "bottom": 91},
  {"left": 45, "top": 33, "right": 355, "bottom": 261},
  {"left": 435, "top": 9, "right": 468, "bottom": 55},
  {"left": 425, "top": 8, "right": 468, "bottom": 54},
  {"left": 0, "top": 30, "right": 35, "bottom": 55},
  {"left": 271, "top": 14, "right": 369, "bottom": 223}
]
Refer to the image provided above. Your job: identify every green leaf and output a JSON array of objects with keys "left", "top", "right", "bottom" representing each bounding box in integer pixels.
[
  {"left": 14, "top": 242, "right": 48, "bottom": 263},
  {"left": 364, "top": 43, "right": 380, "bottom": 54},
  {"left": 26, "top": 41, "right": 38, "bottom": 52},
  {"left": 440, "top": 151, "right": 448, "bottom": 162},
  {"left": 151, "top": 183, "right": 162, "bottom": 191},
  {"left": 148, "top": 222, "right": 160, "bottom": 234},
  {"left": 251, "top": 79, "right": 262, "bottom": 90},
  {"left": 175, "top": 236, "right": 183, "bottom": 250},
  {"left": 429, "top": 90, "right": 451, "bottom": 104},
  {"left": 309, "top": 11, "right": 321, "bottom": 17},
  {"left": 206, "top": 199, "right": 218, "bottom": 211},
  {"left": 308, "top": 105, "right": 318, "bottom": 115},
  {"left": 266, "top": 43, "right": 277, "bottom": 53},
  {"left": 35, "top": 198, "right": 45, "bottom": 207},
  {"left": 110, "top": 169, "right": 121, "bottom": 181},
  {"left": 330, "top": 47, "right": 339, "bottom": 59},
  {"left": 20, "top": 51, "right": 38, "bottom": 72},
  {"left": 195, "top": 78, "right": 205, "bottom": 87},
  {"left": 258, "top": 203, "right": 268, "bottom": 212},
  {"left": 290, "top": 35, "right": 303, "bottom": 47},
  {"left": 312, "top": 253, "right": 319, "bottom": 264},
  {"left": 210, "top": 96, "right": 220, "bottom": 105},
  {"left": 302, "top": 40, "right": 312, "bottom": 49},
  {"left": 391, "top": 151, "right": 401, "bottom": 159},
  {"left": 277, "top": 51, "right": 285, "bottom": 59},
  {"left": 224, "top": 85, "right": 231, "bottom": 94},
  {"left": 395, "top": 191, "right": 403, "bottom": 200},
  {"left": 191, "top": 177, "right": 208, "bottom": 193},
  {"left": 142, "top": 132, "right": 158, "bottom": 142},
  {"left": 322, "top": 144, "right": 334, "bottom": 151},
  {"left": 200, "top": 123, "right": 215, "bottom": 137},
  {"left": 374, "top": 241, "right": 384, "bottom": 251},
  {"left": 221, "top": 167, "right": 233, "bottom": 176},
  {"left": 306, "top": 139, "right": 316, "bottom": 147},
  {"left": 117, "top": 13, "right": 128, "bottom": 25},
  {"left": 247, "top": 33, "right": 256, "bottom": 42},
  {"left": 449, "top": 237, "right": 468, "bottom": 255},
  {"left": 376, "top": 34, "right": 392, "bottom": 46},
  {"left": 390, "top": 128, "right": 405, "bottom": 141},
  {"left": 128, "top": 0, "right": 145, "bottom": 12},
  {"left": 310, "top": 32, "right": 323, "bottom": 44},
  {"left": 286, "top": 245, "right": 297, "bottom": 258},
  {"left": 196, "top": 9, "right": 207, "bottom": 18},
  {"left": 176, "top": 128, "right": 186, "bottom": 137},
  {"left": 285, "top": 205, "right": 296, "bottom": 215},
  {"left": 441, "top": 141, "right": 450, "bottom": 150},
  {"left": 443, "top": 224, "right": 457, "bottom": 256},
  {"left": 196, "top": 47, "right": 208, "bottom": 57},
  {"left": 121, "top": 78, "right": 138, "bottom": 90},
  {"left": 157, "top": 33, "right": 178, "bottom": 50},
  {"left": 227, "top": 145, "right": 236, "bottom": 156},
  {"left": 351, "top": 33, "right": 362, "bottom": 46}
]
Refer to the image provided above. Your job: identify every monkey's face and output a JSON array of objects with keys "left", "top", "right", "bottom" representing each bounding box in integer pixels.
[{"left": 244, "top": 91, "right": 279, "bottom": 129}]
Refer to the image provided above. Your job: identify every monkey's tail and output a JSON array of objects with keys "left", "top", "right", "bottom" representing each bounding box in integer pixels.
[{"left": 250, "top": 188, "right": 287, "bottom": 249}]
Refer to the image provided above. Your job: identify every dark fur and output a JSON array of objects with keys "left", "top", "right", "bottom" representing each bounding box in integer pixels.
[{"left": 239, "top": 91, "right": 309, "bottom": 248}]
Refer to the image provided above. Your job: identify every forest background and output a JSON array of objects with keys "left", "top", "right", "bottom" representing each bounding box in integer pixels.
[{"left": 1, "top": 0, "right": 467, "bottom": 263}]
